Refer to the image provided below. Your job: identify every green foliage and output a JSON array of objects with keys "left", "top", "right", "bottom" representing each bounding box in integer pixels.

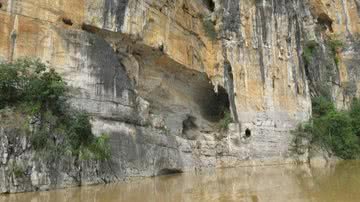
[
  {"left": 9, "top": 161, "right": 25, "bottom": 178},
  {"left": 0, "top": 59, "right": 67, "bottom": 112},
  {"left": 302, "top": 38, "right": 343, "bottom": 66},
  {"left": 311, "top": 96, "right": 335, "bottom": 118},
  {"left": 311, "top": 110, "right": 360, "bottom": 159},
  {"left": 218, "top": 110, "right": 233, "bottom": 131},
  {"left": 327, "top": 38, "right": 344, "bottom": 53},
  {"left": 202, "top": 16, "right": 217, "bottom": 41},
  {"left": 0, "top": 59, "right": 110, "bottom": 161},
  {"left": 293, "top": 97, "right": 360, "bottom": 159},
  {"left": 350, "top": 98, "right": 360, "bottom": 137},
  {"left": 80, "top": 133, "right": 111, "bottom": 160},
  {"left": 303, "top": 40, "right": 318, "bottom": 65},
  {"left": 326, "top": 38, "right": 344, "bottom": 66}
]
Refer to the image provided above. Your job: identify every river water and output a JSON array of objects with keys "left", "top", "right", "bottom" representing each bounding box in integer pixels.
[{"left": 1, "top": 161, "right": 360, "bottom": 202}]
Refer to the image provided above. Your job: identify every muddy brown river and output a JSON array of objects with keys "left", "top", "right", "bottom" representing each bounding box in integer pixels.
[{"left": 1, "top": 161, "right": 360, "bottom": 202}]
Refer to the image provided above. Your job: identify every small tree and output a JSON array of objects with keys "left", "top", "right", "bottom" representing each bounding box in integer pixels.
[{"left": 0, "top": 58, "right": 110, "bottom": 161}]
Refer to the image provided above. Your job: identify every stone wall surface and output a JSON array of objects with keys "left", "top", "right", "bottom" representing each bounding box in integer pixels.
[{"left": 0, "top": 0, "right": 359, "bottom": 193}]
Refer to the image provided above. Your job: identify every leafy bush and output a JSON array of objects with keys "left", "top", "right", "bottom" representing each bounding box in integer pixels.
[
  {"left": 293, "top": 97, "right": 360, "bottom": 159},
  {"left": 202, "top": 16, "right": 217, "bottom": 41},
  {"left": 0, "top": 59, "right": 110, "bottom": 161},
  {"left": 326, "top": 38, "right": 343, "bottom": 66},
  {"left": 327, "top": 38, "right": 343, "bottom": 53},
  {"left": 311, "top": 96, "right": 335, "bottom": 117},
  {"left": 303, "top": 40, "right": 318, "bottom": 65},
  {"left": 218, "top": 110, "right": 233, "bottom": 131},
  {"left": 9, "top": 161, "right": 25, "bottom": 178},
  {"left": 350, "top": 98, "right": 360, "bottom": 137},
  {"left": 311, "top": 110, "right": 360, "bottom": 159},
  {"left": 80, "top": 134, "right": 111, "bottom": 160}
]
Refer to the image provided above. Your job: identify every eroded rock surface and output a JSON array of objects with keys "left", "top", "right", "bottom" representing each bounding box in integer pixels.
[{"left": 0, "top": 0, "right": 359, "bottom": 193}]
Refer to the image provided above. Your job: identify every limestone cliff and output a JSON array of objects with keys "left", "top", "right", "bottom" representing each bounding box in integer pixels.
[{"left": 0, "top": 0, "right": 359, "bottom": 193}]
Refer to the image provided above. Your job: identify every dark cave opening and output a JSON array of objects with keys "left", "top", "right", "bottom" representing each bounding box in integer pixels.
[
  {"left": 245, "top": 128, "right": 251, "bottom": 138},
  {"left": 81, "top": 23, "right": 99, "bottom": 34},
  {"left": 203, "top": 0, "right": 215, "bottom": 12},
  {"left": 197, "top": 85, "right": 231, "bottom": 122},
  {"left": 132, "top": 45, "right": 231, "bottom": 129},
  {"left": 157, "top": 168, "right": 183, "bottom": 176},
  {"left": 182, "top": 115, "right": 198, "bottom": 134},
  {"left": 62, "top": 18, "right": 73, "bottom": 26},
  {"left": 0, "top": 3, "right": 3, "bottom": 9},
  {"left": 317, "top": 13, "right": 334, "bottom": 32}
]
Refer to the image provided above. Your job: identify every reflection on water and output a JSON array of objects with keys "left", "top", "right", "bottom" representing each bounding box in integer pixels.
[{"left": 1, "top": 161, "right": 360, "bottom": 202}]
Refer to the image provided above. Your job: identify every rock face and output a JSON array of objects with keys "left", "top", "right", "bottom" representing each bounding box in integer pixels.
[{"left": 0, "top": 0, "right": 359, "bottom": 193}]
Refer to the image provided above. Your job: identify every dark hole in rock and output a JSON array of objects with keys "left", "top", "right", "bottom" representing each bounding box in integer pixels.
[
  {"left": 157, "top": 168, "right": 183, "bottom": 176},
  {"left": 182, "top": 115, "right": 199, "bottom": 140},
  {"left": 182, "top": 3, "right": 188, "bottom": 11},
  {"left": 317, "top": 13, "right": 333, "bottom": 32},
  {"left": 0, "top": 3, "right": 3, "bottom": 9},
  {"left": 272, "top": 77, "right": 275, "bottom": 89},
  {"left": 245, "top": 128, "right": 251, "bottom": 138},
  {"left": 159, "top": 44, "right": 164, "bottom": 52},
  {"left": 197, "top": 85, "right": 230, "bottom": 122},
  {"left": 182, "top": 115, "right": 198, "bottom": 134},
  {"left": 81, "top": 23, "right": 99, "bottom": 33},
  {"left": 134, "top": 47, "right": 230, "bottom": 127},
  {"left": 203, "top": 0, "right": 215, "bottom": 12},
  {"left": 62, "top": 18, "right": 73, "bottom": 26}
]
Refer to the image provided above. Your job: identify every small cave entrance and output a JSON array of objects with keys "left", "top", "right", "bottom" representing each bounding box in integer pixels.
[
  {"left": 317, "top": 13, "right": 334, "bottom": 32},
  {"left": 81, "top": 23, "right": 100, "bottom": 34},
  {"left": 245, "top": 128, "right": 251, "bottom": 138},
  {"left": 197, "top": 85, "right": 231, "bottom": 122},
  {"left": 182, "top": 115, "right": 198, "bottom": 134},
  {"left": 133, "top": 50, "right": 232, "bottom": 129},
  {"left": 0, "top": 3, "right": 3, "bottom": 9},
  {"left": 182, "top": 115, "right": 199, "bottom": 140},
  {"left": 62, "top": 18, "right": 73, "bottom": 26},
  {"left": 157, "top": 168, "right": 183, "bottom": 176},
  {"left": 203, "top": 0, "right": 215, "bottom": 12}
]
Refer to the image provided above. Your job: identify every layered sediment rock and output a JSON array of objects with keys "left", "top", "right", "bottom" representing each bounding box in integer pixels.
[{"left": 0, "top": 0, "right": 359, "bottom": 193}]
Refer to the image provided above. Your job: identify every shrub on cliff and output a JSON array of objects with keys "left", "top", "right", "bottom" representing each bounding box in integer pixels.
[
  {"left": 350, "top": 98, "right": 360, "bottom": 137},
  {"left": 202, "top": 15, "right": 217, "bottom": 41},
  {"left": 311, "top": 110, "right": 360, "bottom": 159},
  {"left": 303, "top": 40, "right": 318, "bottom": 65},
  {"left": 293, "top": 97, "right": 360, "bottom": 159},
  {"left": 218, "top": 110, "right": 233, "bottom": 131},
  {"left": 326, "top": 37, "right": 343, "bottom": 66},
  {"left": 0, "top": 59, "right": 110, "bottom": 161}
]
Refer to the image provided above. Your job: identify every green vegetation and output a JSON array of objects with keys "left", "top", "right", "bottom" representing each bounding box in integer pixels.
[
  {"left": 326, "top": 38, "right": 343, "bottom": 66},
  {"left": 350, "top": 99, "right": 360, "bottom": 137},
  {"left": 218, "top": 110, "right": 233, "bottom": 131},
  {"left": 292, "top": 97, "right": 360, "bottom": 159},
  {"left": 303, "top": 37, "right": 344, "bottom": 66},
  {"left": 303, "top": 40, "right": 318, "bottom": 65},
  {"left": 202, "top": 15, "right": 217, "bottom": 41},
  {"left": 0, "top": 59, "right": 110, "bottom": 161},
  {"left": 327, "top": 39, "right": 343, "bottom": 53},
  {"left": 9, "top": 161, "right": 25, "bottom": 178}
]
